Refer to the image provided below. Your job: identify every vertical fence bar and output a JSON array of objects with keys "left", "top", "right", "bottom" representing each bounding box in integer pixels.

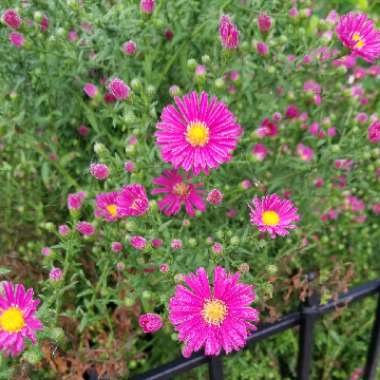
[
  {"left": 363, "top": 293, "right": 380, "bottom": 380},
  {"left": 208, "top": 356, "right": 224, "bottom": 380},
  {"left": 297, "top": 274, "right": 319, "bottom": 380}
]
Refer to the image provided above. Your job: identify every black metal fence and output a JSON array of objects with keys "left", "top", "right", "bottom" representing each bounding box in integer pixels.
[{"left": 86, "top": 277, "right": 380, "bottom": 380}]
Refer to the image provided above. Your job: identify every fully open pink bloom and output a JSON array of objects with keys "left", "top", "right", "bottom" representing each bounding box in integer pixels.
[
  {"left": 249, "top": 194, "right": 300, "bottom": 238},
  {"left": 155, "top": 91, "right": 241, "bottom": 175},
  {"left": 67, "top": 191, "right": 86, "bottom": 210},
  {"left": 256, "top": 118, "right": 278, "bottom": 138},
  {"left": 297, "top": 144, "right": 314, "bottom": 161},
  {"left": 139, "top": 313, "right": 163, "bottom": 333},
  {"left": 108, "top": 78, "right": 130, "bottom": 100},
  {"left": 89, "top": 163, "right": 109, "bottom": 180},
  {"left": 257, "top": 13, "right": 272, "bottom": 33},
  {"left": 83, "top": 83, "right": 98, "bottom": 98},
  {"left": 169, "top": 266, "right": 259, "bottom": 357},
  {"left": 9, "top": 32, "right": 24, "bottom": 48},
  {"left": 336, "top": 13, "right": 380, "bottom": 63},
  {"left": 122, "top": 40, "right": 137, "bottom": 55},
  {"left": 116, "top": 184, "right": 149, "bottom": 217},
  {"left": 140, "top": 0, "right": 155, "bottom": 14},
  {"left": 219, "top": 15, "right": 239, "bottom": 49},
  {"left": 2, "top": 9, "right": 21, "bottom": 29},
  {"left": 252, "top": 143, "right": 268, "bottom": 161},
  {"left": 76, "top": 221, "right": 95, "bottom": 236},
  {"left": 368, "top": 121, "right": 380, "bottom": 143},
  {"left": 95, "top": 192, "right": 120, "bottom": 222},
  {"left": 0, "top": 282, "right": 43, "bottom": 356},
  {"left": 152, "top": 169, "right": 205, "bottom": 217}
]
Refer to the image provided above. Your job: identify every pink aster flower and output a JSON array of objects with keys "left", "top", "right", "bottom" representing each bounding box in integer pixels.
[
  {"left": 169, "top": 266, "right": 259, "bottom": 357},
  {"left": 152, "top": 169, "right": 205, "bottom": 217},
  {"left": 155, "top": 91, "right": 241, "bottom": 175},
  {"left": 83, "top": 83, "right": 98, "bottom": 98},
  {"left": 58, "top": 224, "right": 71, "bottom": 236},
  {"left": 219, "top": 15, "right": 240, "bottom": 49},
  {"left": 95, "top": 192, "right": 119, "bottom": 222},
  {"left": 207, "top": 188, "right": 224, "bottom": 206},
  {"left": 336, "top": 13, "right": 380, "bottom": 62},
  {"left": 345, "top": 195, "right": 365, "bottom": 212},
  {"left": 124, "top": 160, "right": 135, "bottom": 173},
  {"left": 335, "top": 159, "right": 353, "bottom": 170},
  {"left": 152, "top": 239, "right": 163, "bottom": 249},
  {"left": 372, "top": 203, "right": 380, "bottom": 215},
  {"left": 256, "top": 41, "right": 269, "bottom": 56},
  {"left": 89, "top": 163, "right": 109, "bottom": 180},
  {"left": 108, "top": 78, "right": 130, "bottom": 100},
  {"left": 78, "top": 124, "right": 90, "bottom": 137},
  {"left": 49, "top": 267, "right": 63, "bottom": 281},
  {"left": 2, "top": 9, "right": 21, "bottom": 29},
  {"left": 249, "top": 194, "right": 300, "bottom": 238},
  {"left": 68, "top": 30, "right": 78, "bottom": 42},
  {"left": 140, "top": 0, "right": 155, "bottom": 14},
  {"left": 212, "top": 242, "right": 223, "bottom": 254},
  {"left": 257, "top": 13, "right": 272, "bottom": 33},
  {"left": 130, "top": 235, "right": 146, "bottom": 250},
  {"left": 171, "top": 239, "right": 183, "bottom": 250},
  {"left": 160, "top": 264, "right": 169, "bottom": 273},
  {"left": 116, "top": 184, "right": 149, "bottom": 217},
  {"left": 0, "top": 282, "right": 43, "bottom": 356},
  {"left": 252, "top": 143, "right": 268, "bottom": 161},
  {"left": 297, "top": 144, "right": 314, "bottom": 161},
  {"left": 122, "top": 40, "right": 137, "bottom": 56},
  {"left": 9, "top": 32, "right": 24, "bottom": 48},
  {"left": 104, "top": 92, "right": 116, "bottom": 103},
  {"left": 67, "top": 191, "right": 86, "bottom": 210},
  {"left": 368, "top": 121, "right": 380, "bottom": 143},
  {"left": 41, "top": 247, "right": 52, "bottom": 257},
  {"left": 256, "top": 118, "right": 278, "bottom": 138},
  {"left": 40, "top": 15, "right": 49, "bottom": 32},
  {"left": 76, "top": 221, "right": 95, "bottom": 236},
  {"left": 286, "top": 104, "right": 299, "bottom": 119},
  {"left": 111, "top": 242, "right": 123, "bottom": 252},
  {"left": 139, "top": 313, "right": 163, "bottom": 333}
]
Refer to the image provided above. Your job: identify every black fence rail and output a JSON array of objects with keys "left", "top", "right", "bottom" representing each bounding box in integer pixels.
[{"left": 86, "top": 277, "right": 380, "bottom": 380}]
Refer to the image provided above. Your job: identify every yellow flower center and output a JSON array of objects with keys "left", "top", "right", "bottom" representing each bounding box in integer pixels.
[
  {"left": 173, "top": 182, "right": 189, "bottom": 197},
  {"left": 352, "top": 32, "right": 365, "bottom": 49},
  {"left": 0, "top": 307, "right": 25, "bottom": 333},
  {"left": 106, "top": 204, "right": 118, "bottom": 217},
  {"left": 202, "top": 299, "right": 227, "bottom": 326},
  {"left": 262, "top": 210, "right": 280, "bottom": 226},
  {"left": 186, "top": 121, "right": 209, "bottom": 147}
]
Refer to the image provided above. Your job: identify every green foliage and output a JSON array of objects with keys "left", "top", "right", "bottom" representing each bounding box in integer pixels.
[{"left": 0, "top": 0, "right": 379, "bottom": 379}]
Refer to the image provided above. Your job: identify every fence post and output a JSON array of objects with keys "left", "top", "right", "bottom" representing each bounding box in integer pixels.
[
  {"left": 208, "top": 356, "right": 224, "bottom": 380},
  {"left": 363, "top": 293, "right": 380, "bottom": 380},
  {"left": 297, "top": 273, "right": 320, "bottom": 380}
]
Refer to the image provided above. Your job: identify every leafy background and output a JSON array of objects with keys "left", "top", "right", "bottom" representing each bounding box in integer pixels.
[{"left": 0, "top": 0, "right": 379, "bottom": 379}]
